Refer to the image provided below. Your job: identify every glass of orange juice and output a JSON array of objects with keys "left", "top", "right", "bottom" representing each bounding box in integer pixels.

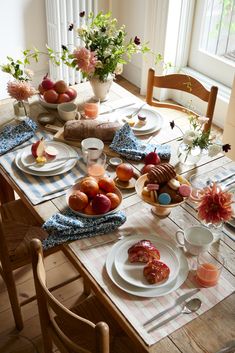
[
  {"left": 87, "top": 152, "right": 107, "bottom": 179},
  {"left": 196, "top": 252, "right": 224, "bottom": 287},
  {"left": 84, "top": 97, "right": 100, "bottom": 119}
]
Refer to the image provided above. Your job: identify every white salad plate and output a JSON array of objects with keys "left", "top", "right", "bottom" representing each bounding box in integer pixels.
[
  {"left": 20, "top": 141, "right": 71, "bottom": 172},
  {"left": 106, "top": 234, "right": 189, "bottom": 298},
  {"left": 118, "top": 107, "right": 163, "bottom": 135},
  {"left": 114, "top": 238, "right": 180, "bottom": 289},
  {"left": 15, "top": 143, "right": 78, "bottom": 176}
]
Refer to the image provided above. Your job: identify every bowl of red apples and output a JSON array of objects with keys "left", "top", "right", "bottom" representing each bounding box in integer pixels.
[
  {"left": 66, "top": 176, "right": 123, "bottom": 218},
  {"left": 38, "top": 74, "right": 77, "bottom": 109}
]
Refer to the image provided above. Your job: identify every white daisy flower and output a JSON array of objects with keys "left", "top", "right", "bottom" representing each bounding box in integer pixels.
[{"left": 183, "top": 130, "right": 198, "bottom": 146}]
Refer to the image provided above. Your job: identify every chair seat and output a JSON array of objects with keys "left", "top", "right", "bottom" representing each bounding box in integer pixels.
[
  {"left": 1, "top": 200, "right": 48, "bottom": 266},
  {"left": 55, "top": 295, "right": 134, "bottom": 353}
]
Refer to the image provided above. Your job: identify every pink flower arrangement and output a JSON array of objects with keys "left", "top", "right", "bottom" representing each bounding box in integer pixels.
[
  {"left": 197, "top": 183, "right": 233, "bottom": 224},
  {"left": 73, "top": 47, "right": 97, "bottom": 75},
  {"left": 7, "top": 80, "right": 36, "bottom": 101}
]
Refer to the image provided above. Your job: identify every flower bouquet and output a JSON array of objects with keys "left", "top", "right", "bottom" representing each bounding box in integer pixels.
[{"left": 170, "top": 115, "right": 231, "bottom": 165}]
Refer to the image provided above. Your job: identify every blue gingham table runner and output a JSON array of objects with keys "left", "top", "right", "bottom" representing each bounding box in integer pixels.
[{"left": 0, "top": 131, "right": 86, "bottom": 205}]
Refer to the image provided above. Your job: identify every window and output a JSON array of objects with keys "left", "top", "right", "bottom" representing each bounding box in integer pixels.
[{"left": 189, "top": 0, "right": 235, "bottom": 88}]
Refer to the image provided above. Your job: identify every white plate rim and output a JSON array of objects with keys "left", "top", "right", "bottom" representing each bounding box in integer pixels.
[
  {"left": 15, "top": 144, "right": 78, "bottom": 176},
  {"left": 118, "top": 107, "right": 163, "bottom": 135},
  {"left": 21, "top": 141, "right": 71, "bottom": 172},
  {"left": 106, "top": 234, "right": 189, "bottom": 297},
  {"left": 114, "top": 239, "right": 180, "bottom": 289}
]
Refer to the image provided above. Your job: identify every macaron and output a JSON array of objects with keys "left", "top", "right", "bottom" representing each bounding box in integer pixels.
[
  {"left": 147, "top": 183, "right": 159, "bottom": 191},
  {"left": 168, "top": 178, "right": 180, "bottom": 190},
  {"left": 178, "top": 184, "right": 192, "bottom": 197},
  {"left": 158, "top": 193, "right": 171, "bottom": 205}
]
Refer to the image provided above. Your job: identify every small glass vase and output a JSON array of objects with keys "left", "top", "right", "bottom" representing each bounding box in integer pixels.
[
  {"left": 13, "top": 100, "right": 30, "bottom": 121},
  {"left": 177, "top": 142, "right": 202, "bottom": 166},
  {"left": 201, "top": 220, "right": 224, "bottom": 242},
  {"left": 89, "top": 75, "right": 113, "bottom": 102}
]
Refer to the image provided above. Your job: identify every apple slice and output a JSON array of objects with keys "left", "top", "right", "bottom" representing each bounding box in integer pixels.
[
  {"left": 31, "top": 138, "right": 45, "bottom": 158},
  {"left": 45, "top": 146, "right": 58, "bottom": 159}
]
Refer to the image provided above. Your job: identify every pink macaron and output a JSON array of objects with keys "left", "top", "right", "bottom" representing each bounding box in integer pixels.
[
  {"left": 147, "top": 183, "right": 160, "bottom": 191},
  {"left": 178, "top": 184, "right": 191, "bottom": 197}
]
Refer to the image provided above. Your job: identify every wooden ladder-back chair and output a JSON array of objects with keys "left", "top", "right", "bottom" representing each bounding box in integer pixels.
[
  {"left": 0, "top": 199, "right": 81, "bottom": 331},
  {"left": 146, "top": 68, "right": 218, "bottom": 132},
  {"left": 31, "top": 238, "right": 135, "bottom": 353}
]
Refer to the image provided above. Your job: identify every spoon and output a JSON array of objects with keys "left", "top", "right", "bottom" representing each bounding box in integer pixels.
[
  {"left": 147, "top": 298, "right": 201, "bottom": 333},
  {"left": 125, "top": 103, "right": 145, "bottom": 119}
]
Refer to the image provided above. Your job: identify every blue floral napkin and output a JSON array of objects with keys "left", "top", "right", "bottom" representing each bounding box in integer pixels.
[
  {"left": 0, "top": 118, "right": 37, "bottom": 155},
  {"left": 109, "top": 123, "right": 171, "bottom": 161},
  {"left": 42, "top": 208, "right": 126, "bottom": 250}
]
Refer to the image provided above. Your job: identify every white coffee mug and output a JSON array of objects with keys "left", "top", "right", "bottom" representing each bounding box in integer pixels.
[
  {"left": 81, "top": 138, "right": 104, "bottom": 162},
  {"left": 175, "top": 226, "right": 214, "bottom": 255},
  {"left": 57, "top": 102, "right": 80, "bottom": 121}
]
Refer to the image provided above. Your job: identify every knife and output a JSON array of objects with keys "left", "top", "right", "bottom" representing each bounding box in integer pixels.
[
  {"left": 143, "top": 288, "right": 200, "bottom": 326},
  {"left": 99, "top": 102, "right": 135, "bottom": 115}
]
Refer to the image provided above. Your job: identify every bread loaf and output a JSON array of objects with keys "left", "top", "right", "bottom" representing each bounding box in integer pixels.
[{"left": 64, "top": 120, "right": 121, "bottom": 142}]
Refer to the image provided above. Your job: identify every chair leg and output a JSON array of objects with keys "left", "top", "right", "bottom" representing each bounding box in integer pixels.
[{"left": 1, "top": 268, "right": 23, "bottom": 330}]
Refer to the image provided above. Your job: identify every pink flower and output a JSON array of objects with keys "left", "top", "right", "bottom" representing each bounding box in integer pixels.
[
  {"left": 197, "top": 183, "right": 233, "bottom": 224},
  {"left": 73, "top": 47, "right": 97, "bottom": 75},
  {"left": 7, "top": 80, "right": 36, "bottom": 101}
]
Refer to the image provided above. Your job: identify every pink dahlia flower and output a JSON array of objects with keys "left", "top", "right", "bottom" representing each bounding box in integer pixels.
[
  {"left": 197, "top": 183, "right": 233, "bottom": 224},
  {"left": 7, "top": 80, "right": 36, "bottom": 101},
  {"left": 73, "top": 47, "right": 97, "bottom": 75}
]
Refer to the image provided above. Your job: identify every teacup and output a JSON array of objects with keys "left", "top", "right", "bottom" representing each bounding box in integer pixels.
[
  {"left": 57, "top": 102, "right": 80, "bottom": 121},
  {"left": 175, "top": 226, "right": 214, "bottom": 255},
  {"left": 81, "top": 138, "right": 104, "bottom": 162}
]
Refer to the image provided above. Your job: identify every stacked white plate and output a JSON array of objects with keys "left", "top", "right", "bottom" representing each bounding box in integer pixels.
[
  {"left": 117, "top": 106, "right": 163, "bottom": 136},
  {"left": 106, "top": 234, "right": 189, "bottom": 297},
  {"left": 15, "top": 141, "right": 78, "bottom": 176}
]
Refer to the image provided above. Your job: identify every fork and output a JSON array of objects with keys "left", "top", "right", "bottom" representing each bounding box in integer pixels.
[{"left": 125, "top": 103, "right": 146, "bottom": 119}]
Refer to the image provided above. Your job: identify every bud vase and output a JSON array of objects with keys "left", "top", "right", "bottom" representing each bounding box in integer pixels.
[
  {"left": 13, "top": 100, "right": 30, "bottom": 121},
  {"left": 201, "top": 220, "right": 224, "bottom": 242},
  {"left": 89, "top": 75, "right": 113, "bottom": 102},
  {"left": 177, "top": 142, "right": 202, "bottom": 166}
]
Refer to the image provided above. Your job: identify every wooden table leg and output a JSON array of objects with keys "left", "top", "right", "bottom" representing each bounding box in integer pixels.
[{"left": 0, "top": 174, "right": 15, "bottom": 203}]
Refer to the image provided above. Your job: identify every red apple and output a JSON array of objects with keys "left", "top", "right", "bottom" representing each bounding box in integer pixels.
[
  {"left": 116, "top": 163, "right": 134, "bottom": 182},
  {"left": 54, "top": 80, "right": 68, "bottom": 94},
  {"left": 141, "top": 164, "right": 155, "bottom": 175},
  {"left": 144, "top": 148, "right": 161, "bottom": 165},
  {"left": 92, "top": 194, "right": 111, "bottom": 214},
  {"left": 31, "top": 138, "right": 45, "bottom": 158},
  {"left": 57, "top": 93, "right": 70, "bottom": 103},
  {"left": 43, "top": 89, "right": 58, "bottom": 103},
  {"left": 65, "top": 88, "right": 77, "bottom": 100},
  {"left": 41, "top": 74, "right": 54, "bottom": 90}
]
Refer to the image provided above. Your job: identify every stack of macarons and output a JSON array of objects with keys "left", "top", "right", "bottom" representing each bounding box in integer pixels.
[{"left": 142, "top": 163, "right": 191, "bottom": 205}]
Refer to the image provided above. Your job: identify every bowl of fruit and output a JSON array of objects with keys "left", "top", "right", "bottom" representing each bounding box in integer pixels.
[
  {"left": 66, "top": 176, "right": 123, "bottom": 218},
  {"left": 38, "top": 75, "right": 77, "bottom": 109},
  {"left": 135, "top": 162, "right": 191, "bottom": 217}
]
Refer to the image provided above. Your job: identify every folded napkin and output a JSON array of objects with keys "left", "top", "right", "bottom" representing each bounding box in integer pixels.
[
  {"left": 0, "top": 118, "right": 37, "bottom": 155},
  {"left": 42, "top": 209, "right": 126, "bottom": 250},
  {"left": 110, "top": 123, "right": 170, "bottom": 161}
]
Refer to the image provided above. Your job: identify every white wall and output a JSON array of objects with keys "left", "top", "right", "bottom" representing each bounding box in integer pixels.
[
  {"left": 111, "top": 0, "right": 146, "bottom": 87},
  {"left": 0, "top": 0, "right": 48, "bottom": 100}
]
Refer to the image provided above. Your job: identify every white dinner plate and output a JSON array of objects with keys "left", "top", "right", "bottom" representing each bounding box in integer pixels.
[
  {"left": 106, "top": 234, "right": 189, "bottom": 298},
  {"left": 117, "top": 107, "right": 163, "bottom": 135},
  {"left": 114, "top": 238, "right": 180, "bottom": 289},
  {"left": 20, "top": 141, "right": 71, "bottom": 172},
  {"left": 15, "top": 144, "right": 78, "bottom": 176}
]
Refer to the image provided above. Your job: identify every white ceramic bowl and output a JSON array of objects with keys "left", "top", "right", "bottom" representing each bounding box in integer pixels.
[
  {"left": 66, "top": 177, "right": 123, "bottom": 218},
  {"left": 38, "top": 95, "right": 75, "bottom": 109}
]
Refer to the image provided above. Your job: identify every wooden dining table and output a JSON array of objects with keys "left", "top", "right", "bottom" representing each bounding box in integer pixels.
[{"left": 0, "top": 81, "right": 235, "bottom": 353}]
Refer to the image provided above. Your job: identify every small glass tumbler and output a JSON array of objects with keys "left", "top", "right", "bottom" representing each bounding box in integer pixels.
[
  {"left": 87, "top": 152, "right": 107, "bottom": 179},
  {"left": 196, "top": 251, "right": 224, "bottom": 287},
  {"left": 84, "top": 97, "right": 100, "bottom": 119}
]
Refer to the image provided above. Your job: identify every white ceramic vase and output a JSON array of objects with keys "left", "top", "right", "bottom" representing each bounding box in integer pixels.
[{"left": 89, "top": 75, "right": 113, "bottom": 102}]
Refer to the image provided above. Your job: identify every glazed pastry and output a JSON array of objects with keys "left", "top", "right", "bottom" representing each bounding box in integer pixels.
[
  {"left": 168, "top": 178, "right": 180, "bottom": 190},
  {"left": 147, "top": 163, "right": 176, "bottom": 185},
  {"left": 158, "top": 193, "right": 171, "bottom": 205},
  {"left": 128, "top": 240, "right": 160, "bottom": 263},
  {"left": 179, "top": 184, "right": 192, "bottom": 197},
  {"left": 143, "top": 259, "right": 170, "bottom": 284}
]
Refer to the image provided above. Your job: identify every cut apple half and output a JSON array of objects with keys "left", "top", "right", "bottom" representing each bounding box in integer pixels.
[
  {"left": 31, "top": 138, "right": 45, "bottom": 158},
  {"left": 45, "top": 146, "right": 58, "bottom": 159}
]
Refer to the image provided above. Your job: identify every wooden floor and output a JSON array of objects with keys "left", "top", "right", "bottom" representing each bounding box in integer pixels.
[{"left": 0, "top": 77, "right": 222, "bottom": 352}]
